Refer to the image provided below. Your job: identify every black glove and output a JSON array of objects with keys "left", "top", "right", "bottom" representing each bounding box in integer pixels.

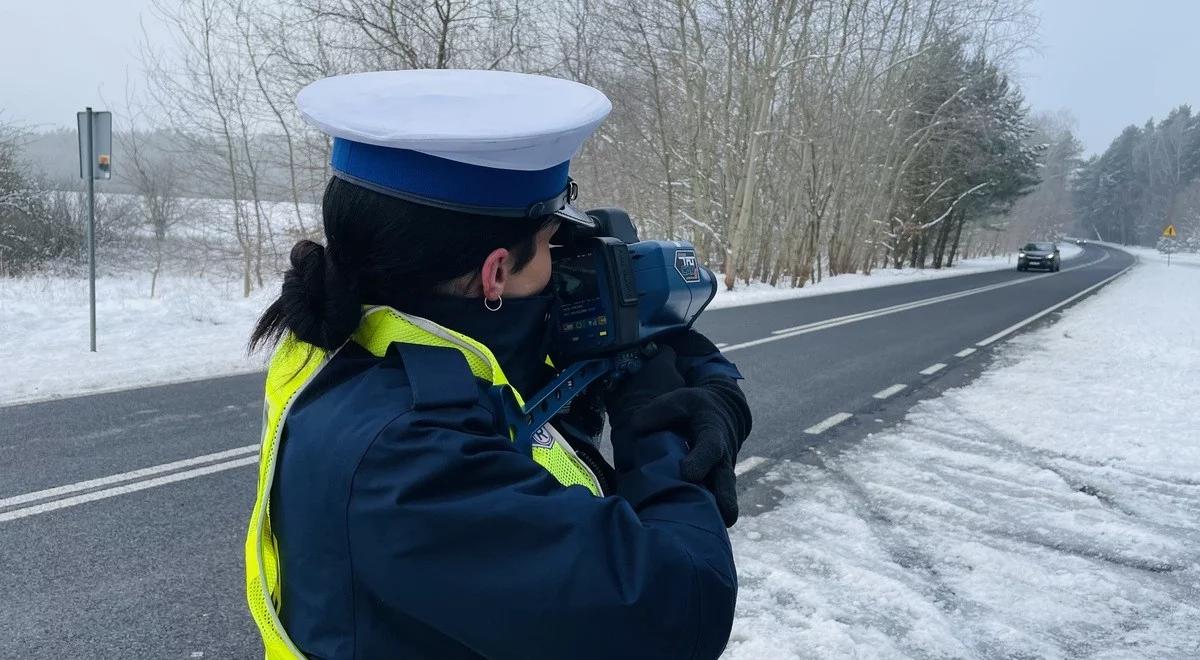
[
  {"left": 661, "top": 328, "right": 743, "bottom": 385},
  {"left": 631, "top": 375, "right": 752, "bottom": 527},
  {"left": 602, "top": 344, "right": 686, "bottom": 432},
  {"left": 663, "top": 328, "right": 721, "bottom": 364}
]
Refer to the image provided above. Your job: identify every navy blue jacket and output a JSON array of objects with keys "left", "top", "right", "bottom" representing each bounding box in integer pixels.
[{"left": 272, "top": 341, "right": 739, "bottom": 659}]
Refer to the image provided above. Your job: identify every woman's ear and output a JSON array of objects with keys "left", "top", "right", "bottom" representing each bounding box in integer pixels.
[{"left": 479, "top": 247, "right": 510, "bottom": 300}]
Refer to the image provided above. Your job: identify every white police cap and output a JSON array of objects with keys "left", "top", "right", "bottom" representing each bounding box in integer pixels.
[{"left": 296, "top": 69, "right": 612, "bottom": 226}]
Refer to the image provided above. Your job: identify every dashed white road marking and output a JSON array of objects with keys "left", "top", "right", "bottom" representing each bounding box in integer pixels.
[
  {"left": 955, "top": 348, "right": 977, "bottom": 358},
  {"left": 873, "top": 384, "right": 908, "bottom": 400},
  {"left": 804, "top": 412, "right": 853, "bottom": 435},
  {"left": 919, "top": 363, "right": 947, "bottom": 376},
  {"left": 734, "top": 456, "right": 769, "bottom": 476}
]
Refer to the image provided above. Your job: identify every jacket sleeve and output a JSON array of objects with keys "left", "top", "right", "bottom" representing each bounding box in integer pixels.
[
  {"left": 346, "top": 403, "right": 737, "bottom": 660},
  {"left": 671, "top": 330, "right": 743, "bottom": 384},
  {"left": 678, "top": 350, "right": 742, "bottom": 384}
]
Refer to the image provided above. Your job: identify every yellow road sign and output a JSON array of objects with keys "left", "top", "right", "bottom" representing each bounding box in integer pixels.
[{"left": 1163, "top": 224, "right": 1177, "bottom": 238}]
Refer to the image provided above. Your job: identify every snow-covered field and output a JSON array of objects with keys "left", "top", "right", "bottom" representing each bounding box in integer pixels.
[
  {"left": 710, "top": 243, "right": 1084, "bottom": 310},
  {"left": 725, "top": 256, "right": 1200, "bottom": 659},
  {"left": 1, "top": 245, "right": 1079, "bottom": 405},
  {"left": 0, "top": 275, "right": 273, "bottom": 405}
]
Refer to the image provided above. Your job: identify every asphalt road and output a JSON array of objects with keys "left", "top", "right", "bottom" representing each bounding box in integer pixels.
[{"left": 0, "top": 244, "right": 1135, "bottom": 658}]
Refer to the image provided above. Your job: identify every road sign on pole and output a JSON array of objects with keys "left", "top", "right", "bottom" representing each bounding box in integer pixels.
[
  {"left": 77, "top": 109, "right": 112, "bottom": 352},
  {"left": 1159, "top": 226, "right": 1179, "bottom": 267},
  {"left": 77, "top": 111, "right": 112, "bottom": 181}
]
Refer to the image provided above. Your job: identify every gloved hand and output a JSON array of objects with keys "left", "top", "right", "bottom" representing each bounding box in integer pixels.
[
  {"left": 661, "top": 328, "right": 743, "bottom": 384},
  {"left": 631, "top": 375, "right": 752, "bottom": 527},
  {"left": 602, "top": 343, "right": 686, "bottom": 432},
  {"left": 663, "top": 328, "right": 720, "bottom": 363}
]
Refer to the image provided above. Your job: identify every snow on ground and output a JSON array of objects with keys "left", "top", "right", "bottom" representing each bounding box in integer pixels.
[
  {"left": 1113, "top": 244, "right": 1200, "bottom": 268},
  {"left": 710, "top": 243, "right": 1084, "bottom": 310},
  {"left": 725, "top": 256, "right": 1200, "bottom": 659},
  {"left": 0, "top": 274, "right": 272, "bottom": 405}
]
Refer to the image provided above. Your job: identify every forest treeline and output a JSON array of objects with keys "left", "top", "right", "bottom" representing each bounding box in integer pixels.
[
  {"left": 1074, "top": 106, "right": 1200, "bottom": 250},
  {"left": 4, "top": 0, "right": 1086, "bottom": 294}
]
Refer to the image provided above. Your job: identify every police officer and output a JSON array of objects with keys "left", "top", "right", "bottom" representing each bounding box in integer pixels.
[{"left": 244, "top": 70, "right": 752, "bottom": 660}]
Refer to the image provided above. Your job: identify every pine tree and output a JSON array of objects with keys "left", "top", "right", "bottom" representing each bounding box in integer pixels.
[
  {"left": 1075, "top": 105, "right": 1200, "bottom": 246},
  {"left": 888, "top": 41, "right": 1038, "bottom": 268}
]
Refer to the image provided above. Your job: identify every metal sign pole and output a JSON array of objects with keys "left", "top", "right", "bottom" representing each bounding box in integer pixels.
[{"left": 87, "top": 107, "right": 97, "bottom": 352}]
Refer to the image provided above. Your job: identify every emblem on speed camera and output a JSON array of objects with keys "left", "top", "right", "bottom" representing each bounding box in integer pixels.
[{"left": 674, "top": 249, "right": 701, "bottom": 283}]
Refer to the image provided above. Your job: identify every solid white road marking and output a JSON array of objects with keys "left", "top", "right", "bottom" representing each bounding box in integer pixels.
[
  {"left": 873, "top": 384, "right": 908, "bottom": 400},
  {"left": 976, "top": 262, "right": 1135, "bottom": 347},
  {"left": 919, "top": 363, "right": 947, "bottom": 376},
  {"left": 715, "top": 342, "right": 729, "bottom": 349},
  {"left": 955, "top": 348, "right": 977, "bottom": 358},
  {"left": 734, "top": 456, "right": 769, "bottom": 476},
  {"left": 0, "top": 444, "right": 259, "bottom": 510},
  {"left": 804, "top": 412, "right": 853, "bottom": 435},
  {"left": 722, "top": 251, "right": 1112, "bottom": 354},
  {"left": 0, "top": 456, "right": 258, "bottom": 523}
]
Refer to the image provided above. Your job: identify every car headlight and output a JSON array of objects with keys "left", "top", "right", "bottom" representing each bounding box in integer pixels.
[{"left": 1018, "top": 252, "right": 1026, "bottom": 258}]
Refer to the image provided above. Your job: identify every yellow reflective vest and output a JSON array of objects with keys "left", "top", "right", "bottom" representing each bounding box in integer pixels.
[{"left": 244, "top": 306, "right": 602, "bottom": 659}]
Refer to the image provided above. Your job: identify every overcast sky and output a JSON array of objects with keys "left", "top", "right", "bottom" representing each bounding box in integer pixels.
[
  {"left": 1016, "top": 0, "right": 1200, "bottom": 155},
  {"left": 0, "top": 0, "right": 165, "bottom": 130},
  {"left": 2, "top": 0, "right": 1197, "bottom": 156}
]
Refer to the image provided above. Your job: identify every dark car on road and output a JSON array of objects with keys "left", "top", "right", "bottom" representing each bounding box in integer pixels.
[{"left": 1018, "top": 242, "right": 1061, "bottom": 272}]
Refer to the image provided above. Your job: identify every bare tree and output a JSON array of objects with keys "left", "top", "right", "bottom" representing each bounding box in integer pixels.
[
  {"left": 119, "top": 124, "right": 186, "bottom": 297},
  {"left": 133, "top": 0, "right": 1044, "bottom": 295}
]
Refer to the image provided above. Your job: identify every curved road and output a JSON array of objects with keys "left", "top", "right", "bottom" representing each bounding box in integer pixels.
[{"left": 0, "top": 244, "right": 1135, "bottom": 658}]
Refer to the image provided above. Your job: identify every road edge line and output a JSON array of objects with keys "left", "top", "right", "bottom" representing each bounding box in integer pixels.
[
  {"left": 976, "top": 261, "right": 1136, "bottom": 348},
  {"left": 873, "top": 384, "right": 908, "bottom": 400},
  {"left": 734, "top": 456, "right": 769, "bottom": 476},
  {"left": 804, "top": 412, "right": 853, "bottom": 435}
]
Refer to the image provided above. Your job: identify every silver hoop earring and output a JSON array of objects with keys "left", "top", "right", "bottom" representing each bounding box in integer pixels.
[{"left": 484, "top": 297, "right": 503, "bottom": 312}]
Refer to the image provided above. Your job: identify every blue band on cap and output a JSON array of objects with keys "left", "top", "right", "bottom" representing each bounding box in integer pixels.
[{"left": 331, "top": 138, "right": 570, "bottom": 210}]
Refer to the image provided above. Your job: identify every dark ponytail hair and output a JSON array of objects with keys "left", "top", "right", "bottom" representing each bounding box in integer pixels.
[
  {"left": 250, "top": 176, "right": 550, "bottom": 353},
  {"left": 249, "top": 239, "right": 362, "bottom": 352}
]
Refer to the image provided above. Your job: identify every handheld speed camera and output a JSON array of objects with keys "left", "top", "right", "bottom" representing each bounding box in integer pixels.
[
  {"left": 548, "top": 208, "right": 717, "bottom": 364},
  {"left": 507, "top": 207, "right": 718, "bottom": 452}
]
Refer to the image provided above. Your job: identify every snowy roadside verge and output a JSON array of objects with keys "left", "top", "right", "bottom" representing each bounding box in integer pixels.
[
  {"left": 1095, "top": 242, "right": 1200, "bottom": 268},
  {"left": 724, "top": 256, "right": 1200, "bottom": 658},
  {"left": 0, "top": 275, "right": 273, "bottom": 406},
  {"left": 709, "top": 243, "right": 1083, "bottom": 310}
]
